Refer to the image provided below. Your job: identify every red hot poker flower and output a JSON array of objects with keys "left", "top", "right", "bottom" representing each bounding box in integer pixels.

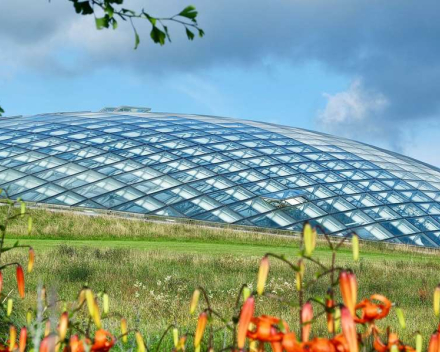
[
  {"left": 355, "top": 294, "right": 391, "bottom": 324},
  {"left": 301, "top": 302, "right": 313, "bottom": 342},
  {"left": 237, "top": 297, "right": 255, "bottom": 349},
  {"left": 340, "top": 271, "right": 357, "bottom": 317},
  {"left": 16, "top": 265, "right": 25, "bottom": 299}
]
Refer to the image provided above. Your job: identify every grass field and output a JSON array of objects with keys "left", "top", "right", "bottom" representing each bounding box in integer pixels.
[{"left": 1, "top": 207, "right": 440, "bottom": 349}]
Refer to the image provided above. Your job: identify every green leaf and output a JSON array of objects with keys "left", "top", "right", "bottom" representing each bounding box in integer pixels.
[
  {"left": 150, "top": 26, "right": 166, "bottom": 46},
  {"left": 185, "top": 28, "right": 195, "bottom": 40},
  {"left": 112, "top": 18, "right": 118, "bottom": 30},
  {"left": 71, "top": 0, "right": 94, "bottom": 15},
  {"left": 95, "top": 16, "right": 110, "bottom": 30},
  {"left": 198, "top": 29, "right": 205, "bottom": 38},
  {"left": 105, "top": 4, "right": 114, "bottom": 18},
  {"left": 134, "top": 30, "right": 140, "bottom": 49},
  {"left": 0, "top": 105, "right": 4, "bottom": 117},
  {"left": 121, "top": 8, "right": 136, "bottom": 15},
  {"left": 179, "top": 5, "right": 198, "bottom": 22},
  {"left": 163, "top": 26, "right": 171, "bottom": 42}
]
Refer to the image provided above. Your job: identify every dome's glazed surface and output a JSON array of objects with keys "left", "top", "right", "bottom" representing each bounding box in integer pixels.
[{"left": 1, "top": 109, "right": 440, "bottom": 246}]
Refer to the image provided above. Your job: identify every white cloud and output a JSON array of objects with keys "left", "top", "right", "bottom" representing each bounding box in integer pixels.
[{"left": 317, "top": 79, "right": 388, "bottom": 132}]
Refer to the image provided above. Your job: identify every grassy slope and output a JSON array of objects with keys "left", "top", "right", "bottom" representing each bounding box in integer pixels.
[{"left": 1, "top": 207, "right": 440, "bottom": 348}]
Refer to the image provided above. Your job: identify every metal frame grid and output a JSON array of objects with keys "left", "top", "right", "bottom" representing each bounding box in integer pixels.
[{"left": 2, "top": 110, "right": 440, "bottom": 246}]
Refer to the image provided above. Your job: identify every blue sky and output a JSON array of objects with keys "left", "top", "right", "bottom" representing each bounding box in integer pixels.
[{"left": 1, "top": 0, "right": 440, "bottom": 166}]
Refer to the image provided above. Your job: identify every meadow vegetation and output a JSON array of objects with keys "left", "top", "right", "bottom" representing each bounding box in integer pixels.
[{"left": 1, "top": 206, "right": 440, "bottom": 350}]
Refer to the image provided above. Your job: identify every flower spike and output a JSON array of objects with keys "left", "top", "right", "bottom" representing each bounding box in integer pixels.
[
  {"left": 237, "top": 297, "right": 255, "bottom": 349},
  {"left": 16, "top": 265, "right": 25, "bottom": 298},
  {"left": 0, "top": 271, "right": 3, "bottom": 294},
  {"left": 257, "top": 256, "right": 269, "bottom": 296}
]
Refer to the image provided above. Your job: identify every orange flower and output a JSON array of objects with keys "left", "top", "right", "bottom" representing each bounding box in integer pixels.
[
  {"left": 40, "top": 334, "right": 59, "bottom": 352},
  {"left": 237, "top": 297, "right": 255, "bottom": 349},
  {"left": 341, "top": 306, "right": 358, "bottom": 352},
  {"left": 194, "top": 312, "right": 208, "bottom": 348},
  {"left": 257, "top": 256, "right": 269, "bottom": 295},
  {"left": 339, "top": 271, "right": 357, "bottom": 317},
  {"left": 301, "top": 302, "right": 313, "bottom": 342},
  {"left": 282, "top": 332, "right": 301, "bottom": 352},
  {"left": 16, "top": 265, "right": 25, "bottom": 299},
  {"left": 28, "top": 247, "right": 35, "bottom": 273},
  {"left": 355, "top": 294, "right": 391, "bottom": 324},
  {"left": 374, "top": 332, "right": 415, "bottom": 352},
  {"left": 69, "top": 335, "right": 90, "bottom": 352},
  {"left": 19, "top": 327, "right": 26, "bottom": 352},
  {"left": 247, "top": 315, "right": 288, "bottom": 343},
  {"left": 91, "top": 329, "right": 115, "bottom": 352}
]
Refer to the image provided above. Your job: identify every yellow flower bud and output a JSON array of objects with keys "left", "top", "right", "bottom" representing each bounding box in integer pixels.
[
  {"left": 257, "top": 256, "right": 269, "bottom": 296},
  {"left": 103, "top": 293, "right": 109, "bottom": 315},
  {"left": 352, "top": 234, "right": 359, "bottom": 262},
  {"left": 242, "top": 287, "right": 251, "bottom": 301},
  {"left": 190, "top": 289, "right": 200, "bottom": 315},
  {"left": 121, "top": 318, "right": 128, "bottom": 343},
  {"left": 28, "top": 217, "right": 33, "bottom": 235},
  {"left": 303, "top": 223, "right": 315, "bottom": 257},
  {"left": 396, "top": 307, "right": 406, "bottom": 329},
  {"left": 26, "top": 309, "right": 33, "bottom": 325},
  {"left": 92, "top": 300, "right": 101, "bottom": 328},
  {"left": 416, "top": 333, "right": 422, "bottom": 352},
  {"left": 135, "top": 331, "right": 146, "bottom": 352},
  {"left": 334, "top": 306, "right": 341, "bottom": 332},
  {"left": 85, "top": 289, "right": 95, "bottom": 317},
  {"left": 9, "top": 326, "right": 17, "bottom": 352},
  {"left": 7, "top": 298, "right": 13, "bottom": 316},
  {"left": 434, "top": 285, "right": 440, "bottom": 316},
  {"left": 173, "top": 328, "right": 179, "bottom": 348}
]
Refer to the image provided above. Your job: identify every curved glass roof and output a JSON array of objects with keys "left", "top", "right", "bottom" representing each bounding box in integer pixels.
[{"left": 1, "top": 110, "right": 440, "bottom": 246}]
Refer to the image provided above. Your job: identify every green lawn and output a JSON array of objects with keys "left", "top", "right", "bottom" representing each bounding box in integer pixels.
[{"left": 1, "top": 207, "right": 440, "bottom": 350}]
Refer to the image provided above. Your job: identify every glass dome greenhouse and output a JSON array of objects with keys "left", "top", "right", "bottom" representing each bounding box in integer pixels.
[{"left": 1, "top": 108, "right": 440, "bottom": 246}]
